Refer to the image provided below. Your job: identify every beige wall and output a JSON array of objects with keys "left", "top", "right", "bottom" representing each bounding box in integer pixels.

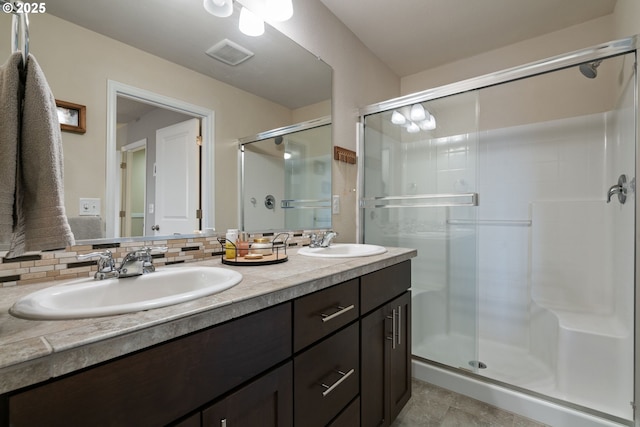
[
  {"left": 269, "top": 1, "right": 401, "bottom": 242},
  {"left": 0, "top": 12, "right": 294, "bottom": 233},
  {"left": 401, "top": 1, "right": 640, "bottom": 96}
]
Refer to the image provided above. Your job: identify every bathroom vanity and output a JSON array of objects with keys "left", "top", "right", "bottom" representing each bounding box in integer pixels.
[{"left": 0, "top": 247, "right": 415, "bottom": 426}]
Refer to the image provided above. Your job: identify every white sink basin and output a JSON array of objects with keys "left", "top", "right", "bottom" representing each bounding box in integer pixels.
[
  {"left": 10, "top": 267, "right": 242, "bottom": 320},
  {"left": 298, "top": 243, "right": 387, "bottom": 258}
]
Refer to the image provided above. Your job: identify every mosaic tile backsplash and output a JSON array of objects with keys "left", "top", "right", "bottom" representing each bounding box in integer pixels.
[{"left": 0, "top": 231, "right": 312, "bottom": 287}]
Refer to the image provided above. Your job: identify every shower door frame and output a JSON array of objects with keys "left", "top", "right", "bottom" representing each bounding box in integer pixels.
[{"left": 358, "top": 35, "right": 640, "bottom": 426}]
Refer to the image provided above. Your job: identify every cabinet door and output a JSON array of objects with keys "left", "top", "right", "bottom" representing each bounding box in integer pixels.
[
  {"left": 202, "top": 362, "right": 293, "bottom": 427},
  {"left": 388, "top": 291, "right": 411, "bottom": 421},
  {"left": 361, "top": 292, "right": 411, "bottom": 427}
]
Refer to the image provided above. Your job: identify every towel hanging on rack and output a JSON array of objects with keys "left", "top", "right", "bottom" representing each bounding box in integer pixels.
[
  {"left": 0, "top": 53, "right": 23, "bottom": 243},
  {"left": 7, "top": 54, "right": 75, "bottom": 256}
]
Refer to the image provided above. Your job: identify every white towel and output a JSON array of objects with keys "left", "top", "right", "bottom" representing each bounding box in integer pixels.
[
  {"left": 8, "top": 54, "right": 75, "bottom": 256},
  {"left": 0, "top": 53, "right": 23, "bottom": 243}
]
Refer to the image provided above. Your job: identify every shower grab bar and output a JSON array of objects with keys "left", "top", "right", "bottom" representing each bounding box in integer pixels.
[
  {"left": 447, "top": 219, "right": 531, "bottom": 227},
  {"left": 281, "top": 198, "right": 331, "bottom": 209},
  {"left": 360, "top": 192, "right": 478, "bottom": 209}
]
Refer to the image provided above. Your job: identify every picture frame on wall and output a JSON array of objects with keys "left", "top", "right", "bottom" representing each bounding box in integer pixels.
[{"left": 55, "top": 100, "right": 86, "bottom": 134}]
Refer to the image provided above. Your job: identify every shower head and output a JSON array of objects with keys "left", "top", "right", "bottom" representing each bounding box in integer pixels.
[{"left": 579, "top": 60, "right": 602, "bottom": 79}]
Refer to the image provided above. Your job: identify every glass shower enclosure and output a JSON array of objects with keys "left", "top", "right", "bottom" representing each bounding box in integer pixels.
[{"left": 360, "top": 38, "right": 637, "bottom": 424}]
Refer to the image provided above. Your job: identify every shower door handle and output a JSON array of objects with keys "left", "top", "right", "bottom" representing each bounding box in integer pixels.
[{"left": 606, "top": 174, "right": 627, "bottom": 204}]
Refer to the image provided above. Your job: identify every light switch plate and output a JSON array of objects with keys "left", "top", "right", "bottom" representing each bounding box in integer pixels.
[{"left": 79, "top": 198, "right": 101, "bottom": 216}]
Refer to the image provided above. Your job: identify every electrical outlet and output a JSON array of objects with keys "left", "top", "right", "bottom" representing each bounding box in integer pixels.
[
  {"left": 332, "top": 195, "right": 340, "bottom": 214},
  {"left": 79, "top": 198, "right": 101, "bottom": 216}
]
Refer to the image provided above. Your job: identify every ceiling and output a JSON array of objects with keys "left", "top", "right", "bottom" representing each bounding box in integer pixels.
[
  {"left": 45, "top": 0, "right": 331, "bottom": 111},
  {"left": 320, "top": 0, "right": 618, "bottom": 76},
  {"left": 45, "top": 0, "right": 618, "bottom": 112}
]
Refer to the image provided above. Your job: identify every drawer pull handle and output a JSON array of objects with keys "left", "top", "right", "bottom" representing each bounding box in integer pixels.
[
  {"left": 321, "top": 368, "right": 355, "bottom": 397},
  {"left": 321, "top": 304, "right": 355, "bottom": 323}
]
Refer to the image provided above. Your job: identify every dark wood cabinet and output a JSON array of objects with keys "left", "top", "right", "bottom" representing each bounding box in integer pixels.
[
  {"left": 3, "top": 260, "right": 412, "bottom": 427},
  {"left": 7, "top": 303, "right": 292, "bottom": 427},
  {"left": 202, "top": 362, "right": 293, "bottom": 427},
  {"left": 360, "top": 260, "right": 412, "bottom": 427}
]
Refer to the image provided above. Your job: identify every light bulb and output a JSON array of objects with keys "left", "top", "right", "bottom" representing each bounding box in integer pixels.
[
  {"left": 391, "top": 111, "right": 406, "bottom": 125},
  {"left": 266, "top": 0, "right": 293, "bottom": 21},
  {"left": 407, "top": 122, "right": 420, "bottom": 133},
  {"left": 420, "top": 114, "right": 436, "bottom": 130},
  {"left": 203, "top": 0, "right": 233, "bottom": 18},
  {"left": 239, "top": 7, "right": 264, "bottom": 36},
  {"left": 284, "top": 152, "right": 292, "bottom": 159},
  {"left": 410, "top": 104, "right": 426, "bottom": 121}
]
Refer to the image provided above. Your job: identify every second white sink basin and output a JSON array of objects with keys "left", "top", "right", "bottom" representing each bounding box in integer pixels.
[
  {"left": 298, "top": 243, "right": 387, "bottom": 258},
  {"left": 10, "top": 266, "right": 242, "bottom": 320}
]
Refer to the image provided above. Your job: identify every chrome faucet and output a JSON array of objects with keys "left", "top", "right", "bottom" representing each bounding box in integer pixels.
[
  {"left": 78, "top": 247, "right": 168, "bottom": 280},
  {"left": 308, "top": 231, "right": 338, "bottom": 248},
  {"left": 78, "top": 250, "right": 119, "bottom": 280}
]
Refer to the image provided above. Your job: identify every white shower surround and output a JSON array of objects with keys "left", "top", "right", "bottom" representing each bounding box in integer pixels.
[{"left": 410, "top": 111, "right": 634, "bottom": 422}]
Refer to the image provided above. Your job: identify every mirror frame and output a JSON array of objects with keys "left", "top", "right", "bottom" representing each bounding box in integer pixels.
[
  {"left": 106, "top": 80, "right": 215, "bottom": 238},
  {"left": 238, "top": 115, "right": 331, "bottom": 232}
]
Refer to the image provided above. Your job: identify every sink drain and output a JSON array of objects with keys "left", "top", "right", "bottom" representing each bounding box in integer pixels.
[{"left": 468, "top": 360, "right": 487, "bottom": 369}]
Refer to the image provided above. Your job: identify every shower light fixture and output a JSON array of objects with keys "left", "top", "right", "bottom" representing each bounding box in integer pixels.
[
  {"left": 239, "top": 6, "right": 265, "bottom": 36},
  {"left": 391, "top": 110, "right": 407, "bottom": 125},
  {"left": 203, "top": 0, "right": 233, "bottom": 17},
  {"left": 410, "top": 104, "right": 426, "bottom": 121}
]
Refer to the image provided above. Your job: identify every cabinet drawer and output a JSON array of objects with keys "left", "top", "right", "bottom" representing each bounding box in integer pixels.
[
  {"left": 361, "top": 260, "right": 411, "bottom": 314},
  {"left": 9, "top": 303, "right": 292, "bottom": 427},
  {"left": 202, "top": 362, "right": 293, "bottom": 427},
  {"left": 328, "top": 396, "right": 360, "bottom": 427},
  {"left": 293, "top": 278, "right": 359, "bottom": 352},
  {"left": 294, "top": 323, "right": 359, "bottom": 427}
]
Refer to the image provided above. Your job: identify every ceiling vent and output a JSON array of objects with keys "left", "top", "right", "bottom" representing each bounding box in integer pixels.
[{"left": 206, "top": 39, "right": 254, "bottom": 66}]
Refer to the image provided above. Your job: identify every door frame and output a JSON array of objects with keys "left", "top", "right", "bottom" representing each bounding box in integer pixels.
[
  {"left": 106, "top": 80, "right": 215, "bottom": 238},
  {"left": 119, "top": 139, "right": 147, "bottom": 237}
]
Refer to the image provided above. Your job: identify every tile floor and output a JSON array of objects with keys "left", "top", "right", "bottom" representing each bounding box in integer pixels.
[{"left": 391, "top": 379, "right": 550, "bottom": 427}]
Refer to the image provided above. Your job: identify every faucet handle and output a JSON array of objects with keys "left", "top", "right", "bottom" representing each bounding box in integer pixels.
[
  {"left": 77, "top": 250, "right": 113, "bottom": 261},
  {"left": 78, "top": 250, "right": 117, "bottom": 279}
]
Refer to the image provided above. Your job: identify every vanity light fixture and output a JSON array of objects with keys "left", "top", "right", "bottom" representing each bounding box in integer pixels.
[
  {"left": 409, "top": 103, "right": 427, "bottom": 121},
  {"left": 203, "top": 0, "right": 233, "bottom": 18},
  {"left": 407, "top": 122, "right": 420, "bottom": 133},
  {"left": 204, "top": 0, "right": 294, "bottom": 37},
  {"left": 239, "top": 6, "right": 265, "bottom": 36},
  {"left": 420, "top": 114, "right": 437, "bottom": 130},
  {"left": 265, "top": 0, "right": 293, "bottom": 21},
  {"left": 391, "top": 110, "right": 407, "bottom": 125}
]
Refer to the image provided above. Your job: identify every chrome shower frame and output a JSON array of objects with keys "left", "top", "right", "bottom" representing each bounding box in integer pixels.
[{"left": 357, "top": 35, "right": 640, "bottom": 426}]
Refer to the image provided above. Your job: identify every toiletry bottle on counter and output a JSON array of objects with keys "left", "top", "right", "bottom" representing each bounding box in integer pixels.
[
  {"left": 225, "top": 229, "right": 238, "bottom": 259},
  {"left": 237, "top": 232, "right": 249, "bottom": 257},
  {"left": 251, "top": 237, "right": 272, "bottom": 256}
]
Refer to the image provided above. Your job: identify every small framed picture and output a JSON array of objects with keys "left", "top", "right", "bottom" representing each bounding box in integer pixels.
[{"left": 55, "top": 100, "right": 86, "bottom": 134}]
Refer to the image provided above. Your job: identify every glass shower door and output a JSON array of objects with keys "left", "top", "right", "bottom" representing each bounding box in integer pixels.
[{"left": 361, "top": 91, "right": 480, "bottom": 371}]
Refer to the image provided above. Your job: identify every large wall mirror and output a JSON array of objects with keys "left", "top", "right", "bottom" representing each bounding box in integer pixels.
[
  {"left": 0, "top": 0, "right": 332, "bottom": 246},
  {"left": 240, "top": 117, "right": 332, "bottom": 232}
]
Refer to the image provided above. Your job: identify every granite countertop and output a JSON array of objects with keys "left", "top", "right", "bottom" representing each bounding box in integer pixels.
[{"left": 0, "top": 246, "right": 416, "bottom": 395}]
